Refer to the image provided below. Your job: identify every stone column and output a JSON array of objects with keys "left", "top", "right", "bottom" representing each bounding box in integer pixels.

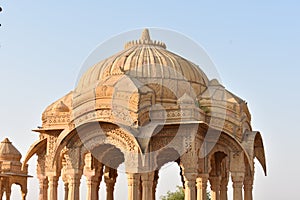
[
  {"left": 220, "top": 176, "right": 228, "bottom": 200},
  {"left": 63, "top": 182, "right": 69, "bottom": 200},
  {"left": 127, "top": 173, "right": 141, "bottom": 200},
  {"left": 243, "top": 176, "right": 253, "bottom": 200},
  {"left": 68, "top": 174, "right": 81, "bottom": 200},
  {"left": 196, "top": 174, "right": 209, "bottom": 200},
  {"left": 183, "top": 173, "right": 197, "bottom": 200},
  {"left": 85, "top": 176, "right": 100, "bottom": 200},
  {"left": 104, "top": 173, "right": 117, "bottom": 200},
  {"left": 47, "top": 176, "right": 58, "bottom": 200},
  {"left": 0, "top": 184, "right": 2, "bottom": 200},
  {"left": 141, "top": 172, "right": 154, "bottom": 200},
  {"left": 38, "top": 176, "right": 48, "bottom": 200},
  {"left": 209, "top": 176, "right": 221, "bottom": 200},
  {"left": 21, "top": 185, "right": 28, "bottom": 200},
  {"left": 5, "top": 186, "right": 11, "bottom": 200},
  {"left": 104, "top": 167, "right": 117, "bottom": 200},
  {"left": 152, "top": 171, "right": 159, "bottom": 200},
  {"left": 84, "top": 158, "right": 103, "bottom": 200},
  {"left": 231, "top": 172, "right": 244, "bottom": 200}
]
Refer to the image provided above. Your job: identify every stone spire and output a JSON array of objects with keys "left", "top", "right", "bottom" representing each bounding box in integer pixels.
[
  {"left": 0, "top": 138, "right": 22, "bottom": 161},
  {"left": 124, "top": 28, "right": 166, "bottom": 49},
  {"left": 140, "top": 28, "right": 151, "bottom": 41}
]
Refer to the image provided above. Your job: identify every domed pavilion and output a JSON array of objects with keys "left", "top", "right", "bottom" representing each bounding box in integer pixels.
[
  {"left": 24, "top": 29, "right": 266, "bottom": 200},
  {"left": 0, "top": 138, "right": 31, "bottom": 200}
]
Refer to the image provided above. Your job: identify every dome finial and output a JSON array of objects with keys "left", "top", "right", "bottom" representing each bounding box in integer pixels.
[
  {"left": 140, "top": 28, "right": 151, "bottom": 41},
  {"left": 124, "top": 28, "right": 166, "bottom": 49}
]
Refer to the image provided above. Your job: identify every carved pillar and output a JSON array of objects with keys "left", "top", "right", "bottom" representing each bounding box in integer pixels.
[
  {"left": 243, "top": 176, "right": 253, "bottom": 200},
  {"left": 152, "top": 171, "right": 159, "bottom": 200},
  {"left": 84, "top": 154, "right": 103, "bottom": 200},
  {"left": 220, "top": 176, "right": 228, "bottom": 200},
  {"left": 0, "top": 177, "right": 2, "bottom": 200},
  {"left": 127, "top": 173, "right": 141, "bottom": 200},
  {"left": 21, "top": 185, "right": 28, "bottom": 200},
  {"left": 0, "top": 182, "right": 2, "bottom": 200},
  {"left": 104, "top": 167, "right": 117, "bottom": 200},
  {"left": 68, "top": 174, "right": 81, "bottom": 200},
  {"left": 180, "top": 146, "right": 198, "bottom": 200},
  {"left": 47, "top": 176, "right": 58, "bottom": 200},
  {"left": 196, "top": 174, "right": 209, "bottom": 200},
  {"left": 85, "top": 176, "right": 100, "bottom": 200},
  {"left": 183, "top": 172, "right": 197, "bottom": 200},
  {"left": 209, "top": 176, "right": 221, "bottom": 200},
  {"left": 64, "top": 182, "right": 69, "bottom": 200},
  {"left": 141, "top": 172, "right": 154, "bottom": 200},
  {"left": 38, "top": 176, "right": 48, "bottom": 200},
  {"left": 231, "top": 172, "right": 244, "bottom": 200},
  {"left": 5, "top": 186, "right": 11, "bottom": 200}
]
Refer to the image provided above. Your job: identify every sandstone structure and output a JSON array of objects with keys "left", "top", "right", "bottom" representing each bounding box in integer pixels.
[
  {"left": 0, "top": 138, "right": 30, "bottom": 200},
  {"left": 24, "top": 29, "right": 266, "bottom": 200}
]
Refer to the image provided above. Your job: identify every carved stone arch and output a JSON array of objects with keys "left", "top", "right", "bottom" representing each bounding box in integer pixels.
[
  {"left": 76, "top": 122, "right": 142, "bottom": 155},
  {"left": 22, "top": 138, "right": 47, "bottom": 170},
  {"left": 207, "top": 143, "right": 230, "bottom": 161},
  {"left": 207, "top": 150, "right": 228, "bottom": 176},
  {"left": 155, "top": 147, "right": 181, "bottom": 170},
  {"left": 207, "top": 144, "right": 229, "bottom": 172},
  {"left": 211, "top": 132, "right": 253, "bottom": 173},
  {"left": 241, "top": 131, "right": 267, "bottom": 175},
  {"left": 51, "top": 121, "right": 142, "bottom": 169}
]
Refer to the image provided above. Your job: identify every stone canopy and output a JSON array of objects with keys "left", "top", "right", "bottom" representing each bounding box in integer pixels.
[
  {"left": 23, "top": 29, "right": 267, "bottom": 200},
  {"left": 0, "top": 138, "right": 31, "bottom": 200}
]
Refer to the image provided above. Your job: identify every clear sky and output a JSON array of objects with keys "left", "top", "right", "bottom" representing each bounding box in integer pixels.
[{"left": 0, "top": 1, "right": 300, "bottom": 199}]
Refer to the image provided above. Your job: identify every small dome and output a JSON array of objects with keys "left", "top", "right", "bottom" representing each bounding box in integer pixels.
[
  {"left": 0, "top": 138, "right": 22, "bottom": 161},
  {"left": 41, "top": 92, "right": 72, "bottom": 128},
  {"left": 54, "top": 101, "right": 70, "bottom": 112}
]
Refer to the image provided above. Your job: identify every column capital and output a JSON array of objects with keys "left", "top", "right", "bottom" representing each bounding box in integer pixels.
[
  {"left": 231, "top": 172, "right": 244, "bottom": 189},
  {"left": 196, "top": 174, "right": 209, "bottom": 188},
  {"left": 243, "top": 176, "right": 253, "bottom": 200},
  {"left": 244, "top": 176, "right": 254, "bottom": 191},
  {"left": 209, "top": 176, "right": 221, "bottom": 194},
  {"left": 220, "top": 176, "right": 229, "bottom": 191},
  {"left": 244, "top": 176, "right": 253, "bottom": 185},
  {"left": 127, "top": 173, "right": 140, "bottom": 187},
  {"left": 183, "top": 172, "right": 198, "bottom": 182},
  {"left": 48, "top": 175, "right": 59, "bottom": 181}
]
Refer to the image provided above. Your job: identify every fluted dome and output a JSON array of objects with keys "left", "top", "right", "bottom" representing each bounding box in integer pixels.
[
  {"left": 73, "top": 29, "right": 209, "bottom": 125},
  {"left": 0, "top": 138, "right": 22, "bottom": 161},
  {"left": 75, "top": 29, "right": 208, "bottom": 94}
]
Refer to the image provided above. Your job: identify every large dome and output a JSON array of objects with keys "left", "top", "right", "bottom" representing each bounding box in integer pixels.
[
  {"left": 75, "top": 29, "right": 208, "bottom": 93},
  {"left": 72, "top": 29, "right": 210, "bottom": 126}
]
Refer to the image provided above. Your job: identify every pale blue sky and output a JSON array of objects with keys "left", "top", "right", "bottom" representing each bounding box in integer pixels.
[{"left": 0, "top": 1, "right": 299, "bottom": 199}]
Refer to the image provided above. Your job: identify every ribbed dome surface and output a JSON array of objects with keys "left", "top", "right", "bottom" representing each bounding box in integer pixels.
[
  {"left": 76, "top": 29, "right": 209, "bottom": 94},
  {"left": 72, "top": 29, "right": 210, "bottom": 125}
]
